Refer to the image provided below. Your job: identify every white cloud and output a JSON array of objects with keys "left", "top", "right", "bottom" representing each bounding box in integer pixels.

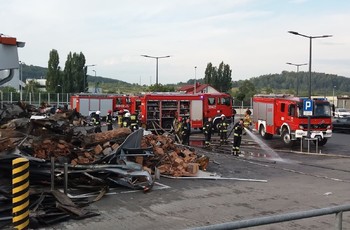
[{"left": 3, "top": 0, "right": 350, "bottom": 84}]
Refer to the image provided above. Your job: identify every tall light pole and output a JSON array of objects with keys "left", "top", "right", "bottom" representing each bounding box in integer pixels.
[
  {"left": 84, "top": 64, "right": 95, "bottom": 93},
  {"left": 333, "top": 86, "right": 336, "bottom": 107},
  {"left": 141, "top": 55, "right": 170, "bottom": 86},
  {"left": 194, "top": 66, "right": 197, "bottom": 94},
  {"left": 57, "top": 84, "right": 63, "bottom": 105},
  {"left": 92, "top": 70, "right": 97, "bottom": 93},
  {"left": 288, "top": 31, "right": 332, "bottom": 138},
  {"left": 19, "top": 61, "right": 23, "bottom": 101},
  {"left": 286, "top": 62, "right": 307, "bottom": 96}
]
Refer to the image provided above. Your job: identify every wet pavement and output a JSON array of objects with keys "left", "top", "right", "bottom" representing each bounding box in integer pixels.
[{"left": 34, "top": 129, "right": 350, "bottom": 229}]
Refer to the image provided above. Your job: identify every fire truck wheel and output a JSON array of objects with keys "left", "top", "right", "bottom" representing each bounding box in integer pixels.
[
  {"left": 314, "top": 138, "right": 328, "bottom": 146},
  {"left": 281, "top": 129, "right": 293, "bottom": 146},
  {"left": 259, "top": 125, "right": 273, "bottom": 140}
]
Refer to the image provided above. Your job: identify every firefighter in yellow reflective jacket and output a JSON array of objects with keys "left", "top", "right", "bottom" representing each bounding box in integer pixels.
[
  {"left": 175, "top": 117, "right": 183, "bottom": 144},
  {"left": 243, "top": 109, "right": 252, "bottom": 135},
  {"left": 122, "top": 112, "right": 131, "bottom": 128},
  {"left": 218, "top": 114, "right": 229, "bottom": 144},
  {"left": 232, "top": 119, "right": 244, "bottom": 156},
  {"left": 130, "top": 113, "right": 139, "bottom": 132}
]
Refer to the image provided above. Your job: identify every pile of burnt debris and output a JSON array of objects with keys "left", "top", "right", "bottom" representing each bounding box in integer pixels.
[{"left": 0, "top": 102, "right": 209, "bottom": 228}]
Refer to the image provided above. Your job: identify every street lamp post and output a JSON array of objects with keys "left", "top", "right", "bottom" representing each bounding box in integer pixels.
[
  {"left": 84, "top": 64, "right": 95, "bottom": 93},
  {"left": 57, "top": 84, "right": 63, "bottom": 105},
  {"left": 288, "top": 31, "right": 332, "bottom": 138},
  {"left": 19, "top": 61, "right": 23, "bottom": 101},
  {"left": 141, "top": 55, "right": 170, "bottom": 86},
  {"left": 286, "top": 62, "right": 308, "bottom": 96},
  {"left": 333, "top": 86, "right": 336, "bottom": 107},
  {"left": 92, "top": 70, "right": 97, "bottom": 93},
  {"left": 194, "top": 66, "right": 197, "bottom": 94}
]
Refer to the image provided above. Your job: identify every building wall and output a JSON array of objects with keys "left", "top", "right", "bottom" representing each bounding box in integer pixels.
[{"left": 0, "top": 69, "right": 20, "bottom": 90}]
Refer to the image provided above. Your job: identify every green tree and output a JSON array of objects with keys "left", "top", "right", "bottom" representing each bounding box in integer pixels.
[
  {"left": 204, "top": 61, "right": 232, "bottom": 92},
  {"left": 204, "top": 63, "right": 214, "bottom": 84},
  {"left": 72, "top": 52, "right": 86, "bottom": 93},
  {"left": 221, "top": 62, "right": 232, "bottom": 92},
  {"left": 46, "top": 49, "right": 61, "bottom": 93},
  {"left": 234, "top": 80, "right": 256, "bottom": 103},
  {"left": 63, "top": 52, "right": 73, "bottom": 93},
  {"left": 62, "top": 52, "right": 86, "bottom": 93}
]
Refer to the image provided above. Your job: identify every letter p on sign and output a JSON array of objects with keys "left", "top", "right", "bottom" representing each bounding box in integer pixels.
[{"left": 303, "top": 99, "right": 313, "bottom": 116}]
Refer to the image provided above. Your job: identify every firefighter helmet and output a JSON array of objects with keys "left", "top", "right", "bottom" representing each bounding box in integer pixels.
[
  {"left": 108, "top": 110, "right": 112, "bottom": 114},
  {"left": 220, "top": 114, "right": 225, "bottom": 117},
  {"left": 96, "top": 111, "right": 101, "bottom": 115},
  {"left": 124, "top": 112, "right": 131, "bottom": 118}
]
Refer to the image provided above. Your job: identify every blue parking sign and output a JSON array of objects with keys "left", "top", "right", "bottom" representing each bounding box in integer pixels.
[{"left": 303, "top": 99, "right": 313, "bottom": 116}]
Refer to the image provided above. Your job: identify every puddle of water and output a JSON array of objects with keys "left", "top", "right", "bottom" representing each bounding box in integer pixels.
[{"left": 244, "top": 128, "right": 285, "bottom": 163}]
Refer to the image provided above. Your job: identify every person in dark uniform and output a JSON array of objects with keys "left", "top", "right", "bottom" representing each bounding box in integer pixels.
[
  {"left": 182, "top": 118, "right": 191, "bottom": 145},
  {"left": 92, "top": 111, "right": 102, "bottom": 133},
  {"left": 122, "top": 112, "right": 131, "bottom": 128},
  {"left": 203, "top": 117, "right": 213, "bottom": 147},
  {"left": 232, "top": 119, "right": 244, "bottom": 156},
  {"left": 106, "top": 110, "right": 113, "bottom": 131},
  {"left": 129, "top": 113, "right": 139, "bottom": 132},
  {"left": 218, "top": 114, "right": 229, "bottom": 144}
]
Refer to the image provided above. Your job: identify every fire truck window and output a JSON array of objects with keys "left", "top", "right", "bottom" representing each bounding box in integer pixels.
[
  {"left": 117, "top": 98, "right": 122, "bottom": 105},
  {"left": 208, "top": 98, "right": 215, "bottom": 105},
  {"left": 220, "top": 97, "right": 231, "bottom": 106},
  {"left": 314, "top": 104, "right": 331, "bottom": 116},
  {"left": 281, "top": 103, "right": 285, "bottom": 112},
  {"left": 288, "top": 104, "right": 296, "bottom": 117}
]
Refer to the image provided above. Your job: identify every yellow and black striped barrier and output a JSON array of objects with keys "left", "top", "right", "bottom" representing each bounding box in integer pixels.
[{"left": 12, "top": 157, "right": 29, "bottom": 230}]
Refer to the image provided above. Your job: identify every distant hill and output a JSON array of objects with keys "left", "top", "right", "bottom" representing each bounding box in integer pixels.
[
  {"left": 233, "top": 71, "right": 350, "bottom": 95},
  {"left": 22, "top": 64, "right": 131, "bottom": 85}
]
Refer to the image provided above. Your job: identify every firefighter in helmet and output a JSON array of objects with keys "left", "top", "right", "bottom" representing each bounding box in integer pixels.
[
  {"left": 218, "top": 114, "right": 229, "bottom": 144},
  {"left": 129, "top": 113, "right": 139, "bottom": 132},
  {"left": 92, "top": 111, "right": 102, "bottom": 133},
  {"left": 232, "top": 119, "right": 244, "bottom": 156},
  {"left": 203, "top": 117, "right": 213, "bottom": 148},
  {"left": 243, "top": 109, "right": 252, "bottom": 135},
  {"left": 122, "top": 112, "right": 131, "bottom": 128},
  {"left": 172, "top": 112, "right": 179, "bottom": 133},
  {"left": 175, "top": 117, "right": 183, "bottom": 143},
  {"left": 106, "top": 110, "right": 113, "bottom": 131},
  {"left": 117, "top": 110, "right": 124, "bottom": 127},
  {"left": 182, "top": 117, "right": 191, "bottom": 145}
]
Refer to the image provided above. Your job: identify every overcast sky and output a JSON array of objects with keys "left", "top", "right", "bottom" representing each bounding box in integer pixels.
[{"left": 2, "top": 0, "right": 350, "bottom": 85}]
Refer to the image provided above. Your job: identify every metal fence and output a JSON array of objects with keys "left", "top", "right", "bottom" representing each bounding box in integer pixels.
[
  {"left": 0, "top": 91, "right": 72, "bottom": 108},
  {"left": 189, "top": 204, "right": 350, "bottom": 230}
]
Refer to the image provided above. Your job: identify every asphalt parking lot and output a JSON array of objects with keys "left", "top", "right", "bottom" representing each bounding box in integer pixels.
[{"left": 51, "top": 130, "right": 350, "bottom": 230}]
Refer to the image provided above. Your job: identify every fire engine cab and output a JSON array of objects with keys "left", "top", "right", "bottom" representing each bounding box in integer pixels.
[
  {"left": 253, "top": 94, "right": 332, "bottom": 146},
  {"left": 138, "top": 92, "right": 233, "bottom": 131}
]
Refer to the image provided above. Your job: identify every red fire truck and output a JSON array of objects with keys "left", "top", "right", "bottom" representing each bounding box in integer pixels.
[
  {"left": 253, "top": 94, "right": 332, "bottom": 146},
  {"left": 137, "top": 92, "right": 234, "bottom": 131},
  {"left": 70, "top": 94, "right": 131, "bottom": 116}
]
